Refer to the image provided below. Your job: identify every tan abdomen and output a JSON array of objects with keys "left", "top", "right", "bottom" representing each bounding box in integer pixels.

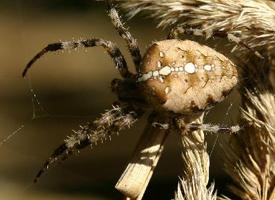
[{"left": 137, "top": 39, "right": 238, "bottom": 114}]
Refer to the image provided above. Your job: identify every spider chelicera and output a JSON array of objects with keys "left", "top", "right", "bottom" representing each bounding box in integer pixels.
[{"left": 22, "top": 0, "right": 240, "bottom": 186}]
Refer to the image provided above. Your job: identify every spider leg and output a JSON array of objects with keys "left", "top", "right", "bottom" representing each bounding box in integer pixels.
[
  {"left": 168, "top": 26, "right": 204, "bottom": 40},
  {"left": 106, "top": 0, "right": 142, "bottom": 72},
  {"left": 185, "top": 123, "right": 240, "bottom": 134},
  {"left": 22, "top": 38, "right": 132, "bottom": 78},
  {"left": 33, "top": 127, "right": 91, "bottom": 183},
  {"left": 168, "top": 26, "right": 264, "bottom": 59},
  {"left": 227, "top": 33, "right": 264, "bottom": 59},
  {"left": 33, "top": 103, "right": 143, "bottom": 183}
]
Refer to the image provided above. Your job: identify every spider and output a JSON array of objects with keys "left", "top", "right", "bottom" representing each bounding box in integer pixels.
[{"left": 22, "top": 0, "right": 240, "bottom": 187}]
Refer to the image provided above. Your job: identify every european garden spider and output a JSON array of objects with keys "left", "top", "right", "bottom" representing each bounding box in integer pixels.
[{"left": 22, "top": 0, "right": 240, "bottom": 195}]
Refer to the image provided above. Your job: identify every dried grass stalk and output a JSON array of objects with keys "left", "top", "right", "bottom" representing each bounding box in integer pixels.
[
  {"left": 116, "top": 113, "right": 170, "bottom": 199},
  {"left": 120, "top": 0, "right": 275, "bottom": 54},
  {"left": 223, "top": 62, "right": 275, "bottom": 200},
  {"left": 175, "top": 115, "right": 217, "bottom": 200}
]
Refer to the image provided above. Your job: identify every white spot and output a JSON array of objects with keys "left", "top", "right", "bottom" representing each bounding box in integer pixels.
[
  {"left": 157, "top": 61, "right": 162, "bottom": 68},
  {"left": 62, "top": 41, "right": 75, "bottom": 50},
  {"left": 211, "top": 125, "right": 220, "bottom": 133},
  {"left": 159, "top": 76, "right": 164, "bottom": 83},
  {"left": 184, "top": 63, "right": 196, "bottom": 74},
  {"left": 203, "top": 64, "right": 212, "bottom": 71},
  {"left": 152, "top": 122, "right": 169, "bottom": 130},
  {"left": 137, "top": 77, "right": 144, "bottom": 82},
  {"left": 171, "top": 67, "right": 175, "bottom": 72},
  {"left": 160, "top": 51, "right": 165, "bottom": 58},
  {"left": 153, "top": 71, "right": 159, "bottom": 77},
  {"left": 175, "top": 67, "right": 179, "bottom": 72},
  {"left": 179, "top": 67, "right": 184, "bottom": 71},
  {"left": 137, "top": 71, "right": 153, "bottom": 82},
  {"left": 147, "top": 71, "right": 153, "bottom": 78},
  {"left": 159, "top": 66, "right": 172, "bottom": 76},
  {"left": 231, "top": 125, "right": 240, "bottom": 133},
  {"left": 165, "top": 87, "right": 170, "bottom": 94}
]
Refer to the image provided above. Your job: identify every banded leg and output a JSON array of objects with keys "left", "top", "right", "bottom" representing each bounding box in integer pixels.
[
  {"left": 168, "top": 26, "right": 204, "bottom": 39},
  {"left": 106, "top": 0, "right": 142, "bottom": 72},
  {"left": 22, "top": 38, "right": 132, "bottom": 78},
  {"left": 33, "top": 103, "right": 143, "bottom": 183},
  {"left": 154, "top": 119, "right": 240, "bottom": 134},
  {"left": 168, "top": 26, "right": 263, "bottom": 59},
  {"left": 185, "top": 123, "right": 240, "bottom": 134}
]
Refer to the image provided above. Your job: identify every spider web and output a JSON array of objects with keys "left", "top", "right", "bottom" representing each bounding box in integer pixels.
[
  {"left": 0, "top": 76, "right": 95, "bottom": 148},
  {"left": 208, "top": 102, "right": 234, "bottom": 158},
  {"left": 0, "top": 74, "right": 239, "bottom": 149},
  {"left": 0, "top": 73, "right": 101, "bottom": 197},
  {"left": 27, "top": 78, "right": 50, "bottom": 120}
]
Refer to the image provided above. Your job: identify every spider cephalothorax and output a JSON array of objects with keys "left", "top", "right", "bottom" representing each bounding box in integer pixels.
[{"left": 22, "top": 0, "right": 239, "bottom": 184}]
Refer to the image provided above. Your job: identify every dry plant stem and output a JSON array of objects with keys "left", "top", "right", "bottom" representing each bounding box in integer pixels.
[
  {"left": 223, "top": 62, "right": 275, "bottom": 200},
  {"left": 175, "top": 114, "right": 217, "bottom": 200},
  {"left": 116, "top": 113, "right": 170, "bottom": 199},
  {"left": 120, "top": 0, "right": 275, "bottom": 55}
]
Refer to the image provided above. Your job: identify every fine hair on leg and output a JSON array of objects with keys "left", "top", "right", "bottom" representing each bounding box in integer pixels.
[
  {"left": 168, "top": 26, "right": 263, "bottom": 59},
  {"left": 22, "top": 38, "right": 132, "bottom": 78},
  {"left": 33, "top": 103, "right": 143, "bottom": 183},
  {"left": 106, "top": 0, "right": 142, "bottom": 72},
  {"left": 185, "top": 123, "right": 240, "bottom": 134}
]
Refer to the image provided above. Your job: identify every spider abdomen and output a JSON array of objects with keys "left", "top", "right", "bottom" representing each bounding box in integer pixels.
[{"left": 137, "top": 39, "right": 238, "bottom": 114}]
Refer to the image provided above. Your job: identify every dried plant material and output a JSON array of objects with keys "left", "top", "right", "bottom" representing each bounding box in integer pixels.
[
  {"left": 120, "top": 0, "right": 275, "bottom": 54},
  {"left": 116, "top": 113, "right": 169, "bottom": 199},
  {"left": 223, "top": 62, "right": 275, "bottom": 200},
  {"left": 175, "top": 115, "right": 217, "bottom": 200}
]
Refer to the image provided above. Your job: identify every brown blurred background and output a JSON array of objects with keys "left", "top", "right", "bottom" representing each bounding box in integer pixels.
[{"left": 0, "top": 1, "right": 239, "bottom": 199}]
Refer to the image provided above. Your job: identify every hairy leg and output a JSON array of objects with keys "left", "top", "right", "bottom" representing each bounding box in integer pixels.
[
  {"left": 106, "top": 0, "right": 142, "bottom": 72},
  {"left": 156, "top": 115, "right": 240, "bottom": 134},
  {"left": 168, "top": 26, "right": 263, "bottom": 59},
  {"left": 167, "top": 26, "right": 205, "bottom": 40},
  {"left": 178, "top": 122, "right": 241, "bottom": 133},
  {"left": 22, "top": 38, "right": 132, "bottom": 78},
  {"left": 33, "top": 103, "right": 143, "bottom": 183},
  {"left": 185, "top": 123, "right": 240, "bottom": 134}
]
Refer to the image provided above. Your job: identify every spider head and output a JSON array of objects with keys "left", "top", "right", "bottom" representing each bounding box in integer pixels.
[
  {"left": 111, "top": 78, "right": 147, "bottom": 105},
  {"left": 136, "top": 39, "right": 238, "bottom": 115}
]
